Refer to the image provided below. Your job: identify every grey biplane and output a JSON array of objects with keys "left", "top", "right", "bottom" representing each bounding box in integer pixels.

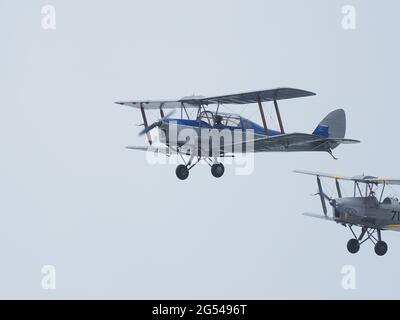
[
  {"left": 295, "top": 170, "right": 400, "bottom": 256},
  {"left": 116, "top": 88, "right": 359, "bottom": 180}
]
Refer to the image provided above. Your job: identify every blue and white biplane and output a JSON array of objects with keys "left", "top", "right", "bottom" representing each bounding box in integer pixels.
[{"left": 116, "top": 88, "right": 360, "bottom": 180}]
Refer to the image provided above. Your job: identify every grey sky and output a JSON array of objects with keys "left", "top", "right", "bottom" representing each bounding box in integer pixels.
[{"left": 1, "top": 0, "right": 400, "bottom": 299}]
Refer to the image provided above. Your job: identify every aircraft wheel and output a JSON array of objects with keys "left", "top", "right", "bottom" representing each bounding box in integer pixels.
[
  {"left": 374, "top": 241, "right": 388, "bottom": 256},
  {"left": 211, "top": 163, "right": 225, "bottom": 178},
  {"left": 176, "top": 165, "right": 189, "bottom": 180},
  {"left": 347, "top": 239, "right": 360, "bottom": 254}
]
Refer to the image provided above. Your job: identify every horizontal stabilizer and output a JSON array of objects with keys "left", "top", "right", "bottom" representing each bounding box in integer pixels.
[
  {"left": 325, "top": 138, "right": 360, "bottom": 144},
  {"left": 237, "top": 133, "right": 359, "bottom": 153}
]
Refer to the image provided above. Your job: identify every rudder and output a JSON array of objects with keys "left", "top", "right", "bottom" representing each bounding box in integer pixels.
[{"left": 313, "top": 109, "right": 346, "bottom": 139}]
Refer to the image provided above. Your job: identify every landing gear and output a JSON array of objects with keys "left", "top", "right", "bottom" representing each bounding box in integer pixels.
[
  {"left": 176, "top": 165, "right": 189, "bottom": 180},
  {"left": 375, "top": 229, "right": 388, "bottom": 256},
  {"left": 347, "top": 239, "right": 360, "bottom": 254},
  {"left": 347, "top": 226, "right": 389, "bottom": 256},
  {"left": 211, "top": 163, "right": 225, "bottom": 178},
  {"left": 374, "top": 241, "right": 388, "bottom": 256},
  {"left": 175, "top": 154, "right": 198, "bottom": 180},
  {"left": 174, "top": 151, "right": 227, "bottom": 180}
]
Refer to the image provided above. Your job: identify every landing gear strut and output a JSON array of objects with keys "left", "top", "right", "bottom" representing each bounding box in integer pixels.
[
  {"left": 175, "top": 153, "right": 226, "bottom": 180},
  {"left": 175, "top": 154, "right": 200, "bottom": 181},
  {"left": 346, "top": 226, "right": 388, "bottom": 256}
]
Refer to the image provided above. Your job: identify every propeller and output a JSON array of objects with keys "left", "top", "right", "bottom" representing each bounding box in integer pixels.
[
  {"left": 139, "top": 110, "right": 175, "bottom": 136},
  {"left": 313, "top": 191, "right": 337, "bottom": 211}
]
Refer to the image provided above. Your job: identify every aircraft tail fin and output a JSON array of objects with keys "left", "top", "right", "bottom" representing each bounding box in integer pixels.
[{"left": 313, "top": 109, "right": 346, "bottom": 139}]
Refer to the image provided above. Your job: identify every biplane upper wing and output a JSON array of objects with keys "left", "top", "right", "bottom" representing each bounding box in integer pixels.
[
  {"left": 115, "top": 100, "right": 199, "bottom": 109},
  {"left": 368, "top": 178, "right": 400, "bottom": 185},
  {"left": 182, "top": 87, "right": 316, "bottom": 105},
  {"left": 116, "top": 87, "right": 316, "bottom": 109},
  {"left": 294, "top": 170, "right": 400, "bottom": 185},
  {"left": 293, "top": 170, "right": 356, "bottom": 180},
  {"left": 239, "top": 133, "right": 358, "bottom": 153}
]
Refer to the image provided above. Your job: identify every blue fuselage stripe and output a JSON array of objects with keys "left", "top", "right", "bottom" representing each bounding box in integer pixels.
[{"left": 164, "top": 118, "right": 283, "bottom": 136}]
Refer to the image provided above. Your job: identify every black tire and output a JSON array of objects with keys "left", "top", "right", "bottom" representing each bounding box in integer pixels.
[
  {"left": 374, "top": 241, "right": 388, "bottom": 256},
  {"left": 211, "top": 163, "right": 225, "bottom": 178},
  {"left": 176, "top": 165, "right": 189, "bottom": 180},
  {"left": 347, "top": 239, "right": 360, "bottom": 254}
]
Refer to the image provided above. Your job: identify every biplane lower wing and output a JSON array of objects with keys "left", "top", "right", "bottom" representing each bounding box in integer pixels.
[
  {"left": 126, "top": 145, "right": 198, "bottom": 156},
  {"left": 126, "top": 134, "right": 360, "bottom": 156},
  {"left": 126, "top": 145, "right": 230, "bottom": 157},
  {"left": 383, "top": 224, "right": 400, "bottom": 232},
  {"left": 126, "top": 145, "right": 172, "bottom": 155},
  {"left": 303, "top": 212, "right": 335, "bottom": 221}
]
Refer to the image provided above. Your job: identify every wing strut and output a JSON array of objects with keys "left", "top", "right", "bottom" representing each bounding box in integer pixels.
[
  {"left": 159, "top": 103, "right": 165, "bottom": 118},
  {"left": 317, "top": 177, "right": 328, "bottom": 216},
  {"left": 273, "top": 99, "right": 285, "bottom": 134},
  {"left": 181, "top": 103, "right": 190, "bottom": 120},
  {"left": 335, "top": 179, "right": 342, "bottom": 198},
  {"left": 140, "top": 103, "right": 153, "bottom": 146},
  {"left": 379, "top": 183, "right": 386, "bottom": 202},
  {"left": 257, "top": 96, "right": 269, "bottom": 136}
]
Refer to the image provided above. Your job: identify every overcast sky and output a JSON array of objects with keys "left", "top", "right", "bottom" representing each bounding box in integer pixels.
[{"left": 1, "top": 0, "right": 400, "bottom": 299}]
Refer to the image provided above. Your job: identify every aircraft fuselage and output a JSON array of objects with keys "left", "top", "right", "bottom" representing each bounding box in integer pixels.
[
  {"left": 333, "top": 196, "right": 400, "bottom": 230},
  {"left": 158, "top": 117, "right": 330, "bottom": 155}
]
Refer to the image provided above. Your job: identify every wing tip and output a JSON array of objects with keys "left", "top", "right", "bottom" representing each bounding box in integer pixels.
[{"left": 293, "top": 169, "right": 313, "bottom": 175}]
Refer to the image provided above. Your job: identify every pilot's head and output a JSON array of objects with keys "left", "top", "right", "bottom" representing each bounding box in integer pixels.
[{"left": 214, "top": 115, "right": 223, "bottom": 125}]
